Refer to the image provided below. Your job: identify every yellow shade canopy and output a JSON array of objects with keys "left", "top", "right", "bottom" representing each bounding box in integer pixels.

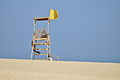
[{"left": 49, "top": 9, "right": 59, "bottom": 20}]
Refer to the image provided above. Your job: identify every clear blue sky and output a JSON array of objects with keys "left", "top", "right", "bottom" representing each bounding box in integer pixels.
[{"left": 0, "top": 0, "right": 120, "bottom": 63}]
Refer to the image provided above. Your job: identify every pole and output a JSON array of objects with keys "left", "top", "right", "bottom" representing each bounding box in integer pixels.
[
  {"left": 47, "top": 20, "right": 53, "bottom": 61},
  {"left": 30, "top": 20, "right": 36, "bottom": 59}
]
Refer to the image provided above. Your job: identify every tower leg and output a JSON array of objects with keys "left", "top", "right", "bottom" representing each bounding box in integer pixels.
[
  {"left": 47, "top": 53, "right": 53, "bottom": 61},
  {"left": 30, "top": 50, "right": 35, "bottom": 59},
  {"left": 30, "top": 50, "right": 33, "bottom": 59}
]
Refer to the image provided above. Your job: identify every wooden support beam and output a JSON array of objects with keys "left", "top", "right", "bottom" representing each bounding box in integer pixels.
[
  {"left": 34, "top": 38, "right": 48, "bottom": 41},
  {"left": 33, "top": 42, "right": 51, "bottom": 45},
  {"left": 34, "top": 53, "right": 48, "bottom": 55},
  {"left": 33, "top": 48, "right": 48, "bottom": 50},
  {"left": 34, "top": 17, "right": 49, "bottom": 21}
]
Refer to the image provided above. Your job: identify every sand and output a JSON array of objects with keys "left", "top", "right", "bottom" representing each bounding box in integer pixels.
[{"left": 0, "top": 59, "right": 120, "bottom": 80}]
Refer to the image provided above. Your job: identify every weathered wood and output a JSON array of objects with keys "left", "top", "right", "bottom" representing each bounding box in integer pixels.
[
  {"left": 34, "top": 53, "right": 48, "bottom": 55},
  {"left": 33, "top": 42, "right": 50, "bottom": 45},
  {"left": 34, "top": 38, "right": 48, "bottom": 41},
  {"left": 33, "top": 48, "right": 48, "bottom": 50},
  {"left": 34, "top": 17, "right": 49, "bottom": 21}
]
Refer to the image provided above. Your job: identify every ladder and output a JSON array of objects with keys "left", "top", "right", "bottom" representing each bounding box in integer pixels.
[{"left": 30, "top": 9, "right": 59, "bottom": 60}]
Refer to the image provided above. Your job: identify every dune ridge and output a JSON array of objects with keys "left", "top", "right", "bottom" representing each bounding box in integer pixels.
[{"left": 0, "top": 59, "right": 120, "bottom": 80}]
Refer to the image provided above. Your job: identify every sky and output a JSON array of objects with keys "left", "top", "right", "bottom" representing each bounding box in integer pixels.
[{"left": 0, "top": 0, "right": 120, "bottom": 63}]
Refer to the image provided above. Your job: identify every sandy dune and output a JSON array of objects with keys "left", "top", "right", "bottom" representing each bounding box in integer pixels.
[{"left": 0, "top": 59, "right": 120, "bottom": 80}]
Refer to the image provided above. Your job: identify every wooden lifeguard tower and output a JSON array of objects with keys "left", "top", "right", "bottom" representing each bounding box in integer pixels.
[{"left": 30, "top": 9, "right": 58, "bottom": 60}]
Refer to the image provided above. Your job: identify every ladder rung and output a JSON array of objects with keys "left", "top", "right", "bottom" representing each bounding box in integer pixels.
[
  {"left": 33, "top": 48, "right": 48, "bottom": 50},
  {"left": 33, "top": 43, "right": 50, "bottom": 45},
  {"left": 34, "top": 53, "right": 48, "bottom": 55},
  {"left": 34, "top": 38, "right": 48, "bottom": 41}
]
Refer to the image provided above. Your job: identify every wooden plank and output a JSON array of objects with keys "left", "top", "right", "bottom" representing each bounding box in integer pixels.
[
  {"left": 33, "top": 42, "right": 50, "bottom": 45},
  {"left": 34, "top": 53, "right": 48, "bottom": 55},
  {"left": 33, "top": 48, "right": 48, "bottom": 50},
  {"left": 34, "top": 17, "right": 49, "bottom": 21},
  {"left": 34, "top": 38, "right": 48, "bottom": 41}
]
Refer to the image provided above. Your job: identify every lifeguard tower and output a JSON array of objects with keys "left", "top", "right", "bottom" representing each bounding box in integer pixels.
[{"left": 30, "top": 9, "right": 58, "bottom": 60}]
